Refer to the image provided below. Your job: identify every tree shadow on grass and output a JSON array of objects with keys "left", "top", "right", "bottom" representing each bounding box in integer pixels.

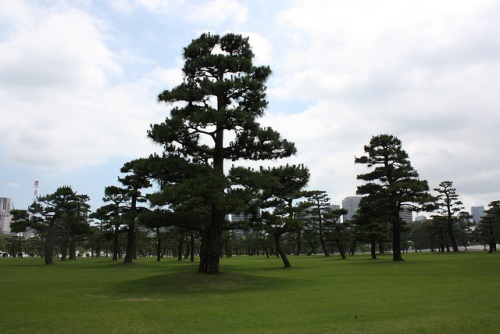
[{"left": 103, "top": 271, "right": 290, "bottom": 300}]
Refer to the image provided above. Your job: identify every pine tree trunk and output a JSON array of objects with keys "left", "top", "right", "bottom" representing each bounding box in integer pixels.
[
  {"left": 198, "top": 208, "right": 224, "bottom": 273},
  {"left": 157, "top": 239, "right": 162, "bottom": 261},
  {"left": 124, "top": 192, "right": 138, "bottom": 264},
  {"left": 488, "top": 224, "right": 496, "bottom": 253},
  {"left": 337, "top": 242, "right": 347, "bottom": 259},
  {"left": 489, "top": 238, "right": 496, "bottom": 253},
  {"left": 95, "top": 242, "right": 101, "bottom": 258},
  {"left": 190, "top": 233, "right": 195, "bottom": 262},
  {"left": 308, "top": 241, "right": 317, "bottom": 255},
  {"left": 370, "top": 238, "right": 377, "bottom": 259},
  {"left": 225, "top": 240, "right": 232, "bottom": 258},
  {"left": 295, "top": 231, "right": 302, "bottom": 255},
  {"left": 69, "top": 239, "right": 77, "bottom": 260},
  {"left": 274, "top": 232, "right": 291, "bottom": 268},
  {"left": 156, "top": 227, "right": 162, "bottom": 262},
  {"left": 319, "top": 231, "right": 329, "bottom": 256},
  {"left": 198, "top": 232, "right": 222, "bottom": 273},
  {"left": 113, "top": 224, "right": 119, "bottom": 261},
  {"left": 350, "top": 239, "right": 357, "bottom": 256},
  {"left": 60, "top": 238, "right": 68, "bottom": 261},
  {"left": 392, "top": 220, "right": 404, "bottom": 261},
  {"left": 447, "top": 224, "right": 459, "bottom": 252},
  {"left": 44, "top": 229, "right": 55, "bottom": 265},
  {"left": 177, "top": 239, "right": 183, "bottom": 261},
  {"left": 197, "top": 121, "right": 226, "bottom": 273},
  {"left": 123, "top": 222, "right": 135, "bottom": 264}
]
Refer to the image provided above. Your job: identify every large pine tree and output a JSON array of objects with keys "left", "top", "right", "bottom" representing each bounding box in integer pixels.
[
  {"left": 355, "top": 134, "right": 432, "bottom": 261},
  {"left": 432, "top": 181, "right": 464, "bottom": 252},
  {"left": 11, "top": 186, "right": 90, "bottom": 265},
  {"left": 230, "top": 164, "right": 310, "bottom": 268},
  {"left": 148, "top": 33, "right": 295, "bottom": 273},
  {"left": 477, "top": 201, "right": 500, "bottom": 253}
]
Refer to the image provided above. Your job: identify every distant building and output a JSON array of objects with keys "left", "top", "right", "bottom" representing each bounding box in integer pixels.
[
  {"left": 229, "top": 212, "right": 248, "bottom": 222},
  {"left": 329, "top": 204, "right": 342, "bottom": 223},
  {"left": 0, "top": 197, "right": 12, "bottom": 234},
  {"left": 471, "top": 206, "right": 485, "bottom": 224},
  {"left": 228, "top": 212, "right": 255, "bottom": 238},
  {"left": 399, "top": 205, "right": 413, "bottom": 223},
  {"left": 415, "top": 215, "right": 427, "bottom": 222},
  {"left": 329, "top": 204, "right": 341, "bottom": 212},
  {"left": 341, "top": 195, "right": 415, "bottom": 223},
  {"left": 342, "top": 196, "right": 362, "bottom": 222}
]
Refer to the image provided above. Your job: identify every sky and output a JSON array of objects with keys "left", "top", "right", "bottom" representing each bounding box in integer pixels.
[{"left": 1, "top": 0, "right": 500, "bottom": 216}]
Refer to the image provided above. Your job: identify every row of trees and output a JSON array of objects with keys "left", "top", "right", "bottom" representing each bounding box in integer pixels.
[
  {"left": 2, "top": 216, "right": 201, "bottom": 260},
  {"left": 6, "top": 183, "right": 499, "bottom": 263},
  {"left": 7, "top": 33, "right": 500, "bottom": 271},
  {"left": 10, "top": 187, "right": 91, "bottom": 264}
]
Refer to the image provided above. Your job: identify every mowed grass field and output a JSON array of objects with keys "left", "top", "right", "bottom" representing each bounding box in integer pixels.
[{"left": 1, "top": 252, "right": 499, "bottom": 334}]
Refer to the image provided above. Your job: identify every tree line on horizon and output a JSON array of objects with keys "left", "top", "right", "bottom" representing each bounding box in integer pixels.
[{"left": 5, "top": 33, "right": 500, "bottom": 270}]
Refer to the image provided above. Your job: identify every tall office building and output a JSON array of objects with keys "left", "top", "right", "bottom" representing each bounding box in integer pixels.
[
  {"left": 328, "top": 204, "right": 342, "bottom": 223},
  {"left": 342, "top": 196, "right": 362, "bottom": 222},
  {"left": 0, "top": 197, "right": 12, "bottom": 234},
  {"left": 471, "top": 206, "right": 485, "bottom": 224},
  {"left": 399, "top": 205, "right": 413, "bottom": 223},
  {"left": 341, "top": 196, "right": 414, "bottom": 223},
  {"left": 228, "top": 212, "right": 255, "bottom": 238}
]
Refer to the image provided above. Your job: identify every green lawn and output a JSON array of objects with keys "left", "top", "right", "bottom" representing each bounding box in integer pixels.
[{"left": 1, "top": 252, "right": 499, "bottom": 333}]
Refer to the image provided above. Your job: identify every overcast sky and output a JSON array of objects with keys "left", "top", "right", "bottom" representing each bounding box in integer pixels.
[{"left": 1, "top": 0, "right": 499, "bottom": 215}]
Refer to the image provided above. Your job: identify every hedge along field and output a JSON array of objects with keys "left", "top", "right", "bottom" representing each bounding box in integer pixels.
[{"left": 1, "top": 252, "right": 499, "bottom": 334}]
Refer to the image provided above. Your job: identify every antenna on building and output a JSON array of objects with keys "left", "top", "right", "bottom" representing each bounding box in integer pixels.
[{"left": 34, "top": 179, "right": 39, "bottom": 203}]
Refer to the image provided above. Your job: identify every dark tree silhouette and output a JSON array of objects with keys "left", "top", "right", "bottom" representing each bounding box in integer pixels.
[
  {"left": 148, "top": 33, "right": 295, "bottom": 273},
  {"left": 355, "top": 134, "right": 433, "bottom": 261}
]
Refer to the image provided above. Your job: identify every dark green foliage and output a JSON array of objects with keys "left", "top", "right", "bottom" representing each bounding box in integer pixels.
[
  {"left": 231, "top": 164, "right": 310, "bottom": 267},
  {"left": 431, "top": 181, "right": 464, "bottom": 252},
  {"left": 93, "top": 161, "right": 152, "bottom": 264},
  {"left": 407, "top": 220, "right": 427, "bottom": 252},
  {"left": 456, "top": 212, "right": 474, "bottom": 250},
  {"left": 92, "top": 186, "right": 131, "bottom": 261},
  {"left": 355, "top": 134, "right": 433, "bottom": 261},
  {"left": 11, "top": 186, "right": 91, "bottom": 264},
  {"left": 476, "top": 201, "right": 500, "bottom": 252},
  {"left": 139, "top": 209, "right": 207, "bottom": 261},
  {"left": 299, "top": 191, "right": 349, "bottom": 257},
  {"left": 301, "top": 191, "right": 333, "bottom": 256},
  {"left": 147, "top": 33, "right": 295, "bottom": 273},
  {"left": 119, "top": 160, "right": 152, "bottom": 264},
  {"left": 57, "top": 194, "right": 91, "bottom": 261},
  {"left": 326, "top": 219, "right": 352, "bottom": 259},
  {"left": 352, "top": 196, "right": 391, "bottom": 259}
]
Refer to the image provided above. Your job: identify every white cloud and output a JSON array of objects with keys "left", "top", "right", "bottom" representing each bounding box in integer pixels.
[
  {"left": 110, "top": 0, "right": 183, "bottom": 14},
  {"left": 262, "top": 0, "right": 500, "bottom": 206},
  {"left": 0, "top": 6, "right": 120, "bottom": 90},
  {"left": 114, "top": 0, "right": 247, "bottom": 27},
  {"left": 2, "top": 0, "right": 500, "bottom": 211},
  {"left": 187, "top": 0, "right": 248, "bottom": 26},
  {"left": 0, "top": 2, "right": 172, "bottom": 174},
  {"left": 275, "top": 0, "right": 500, "bottom": 95},
  {"left": 241, "top": 32, "right": 272, "bottom": 65}
]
